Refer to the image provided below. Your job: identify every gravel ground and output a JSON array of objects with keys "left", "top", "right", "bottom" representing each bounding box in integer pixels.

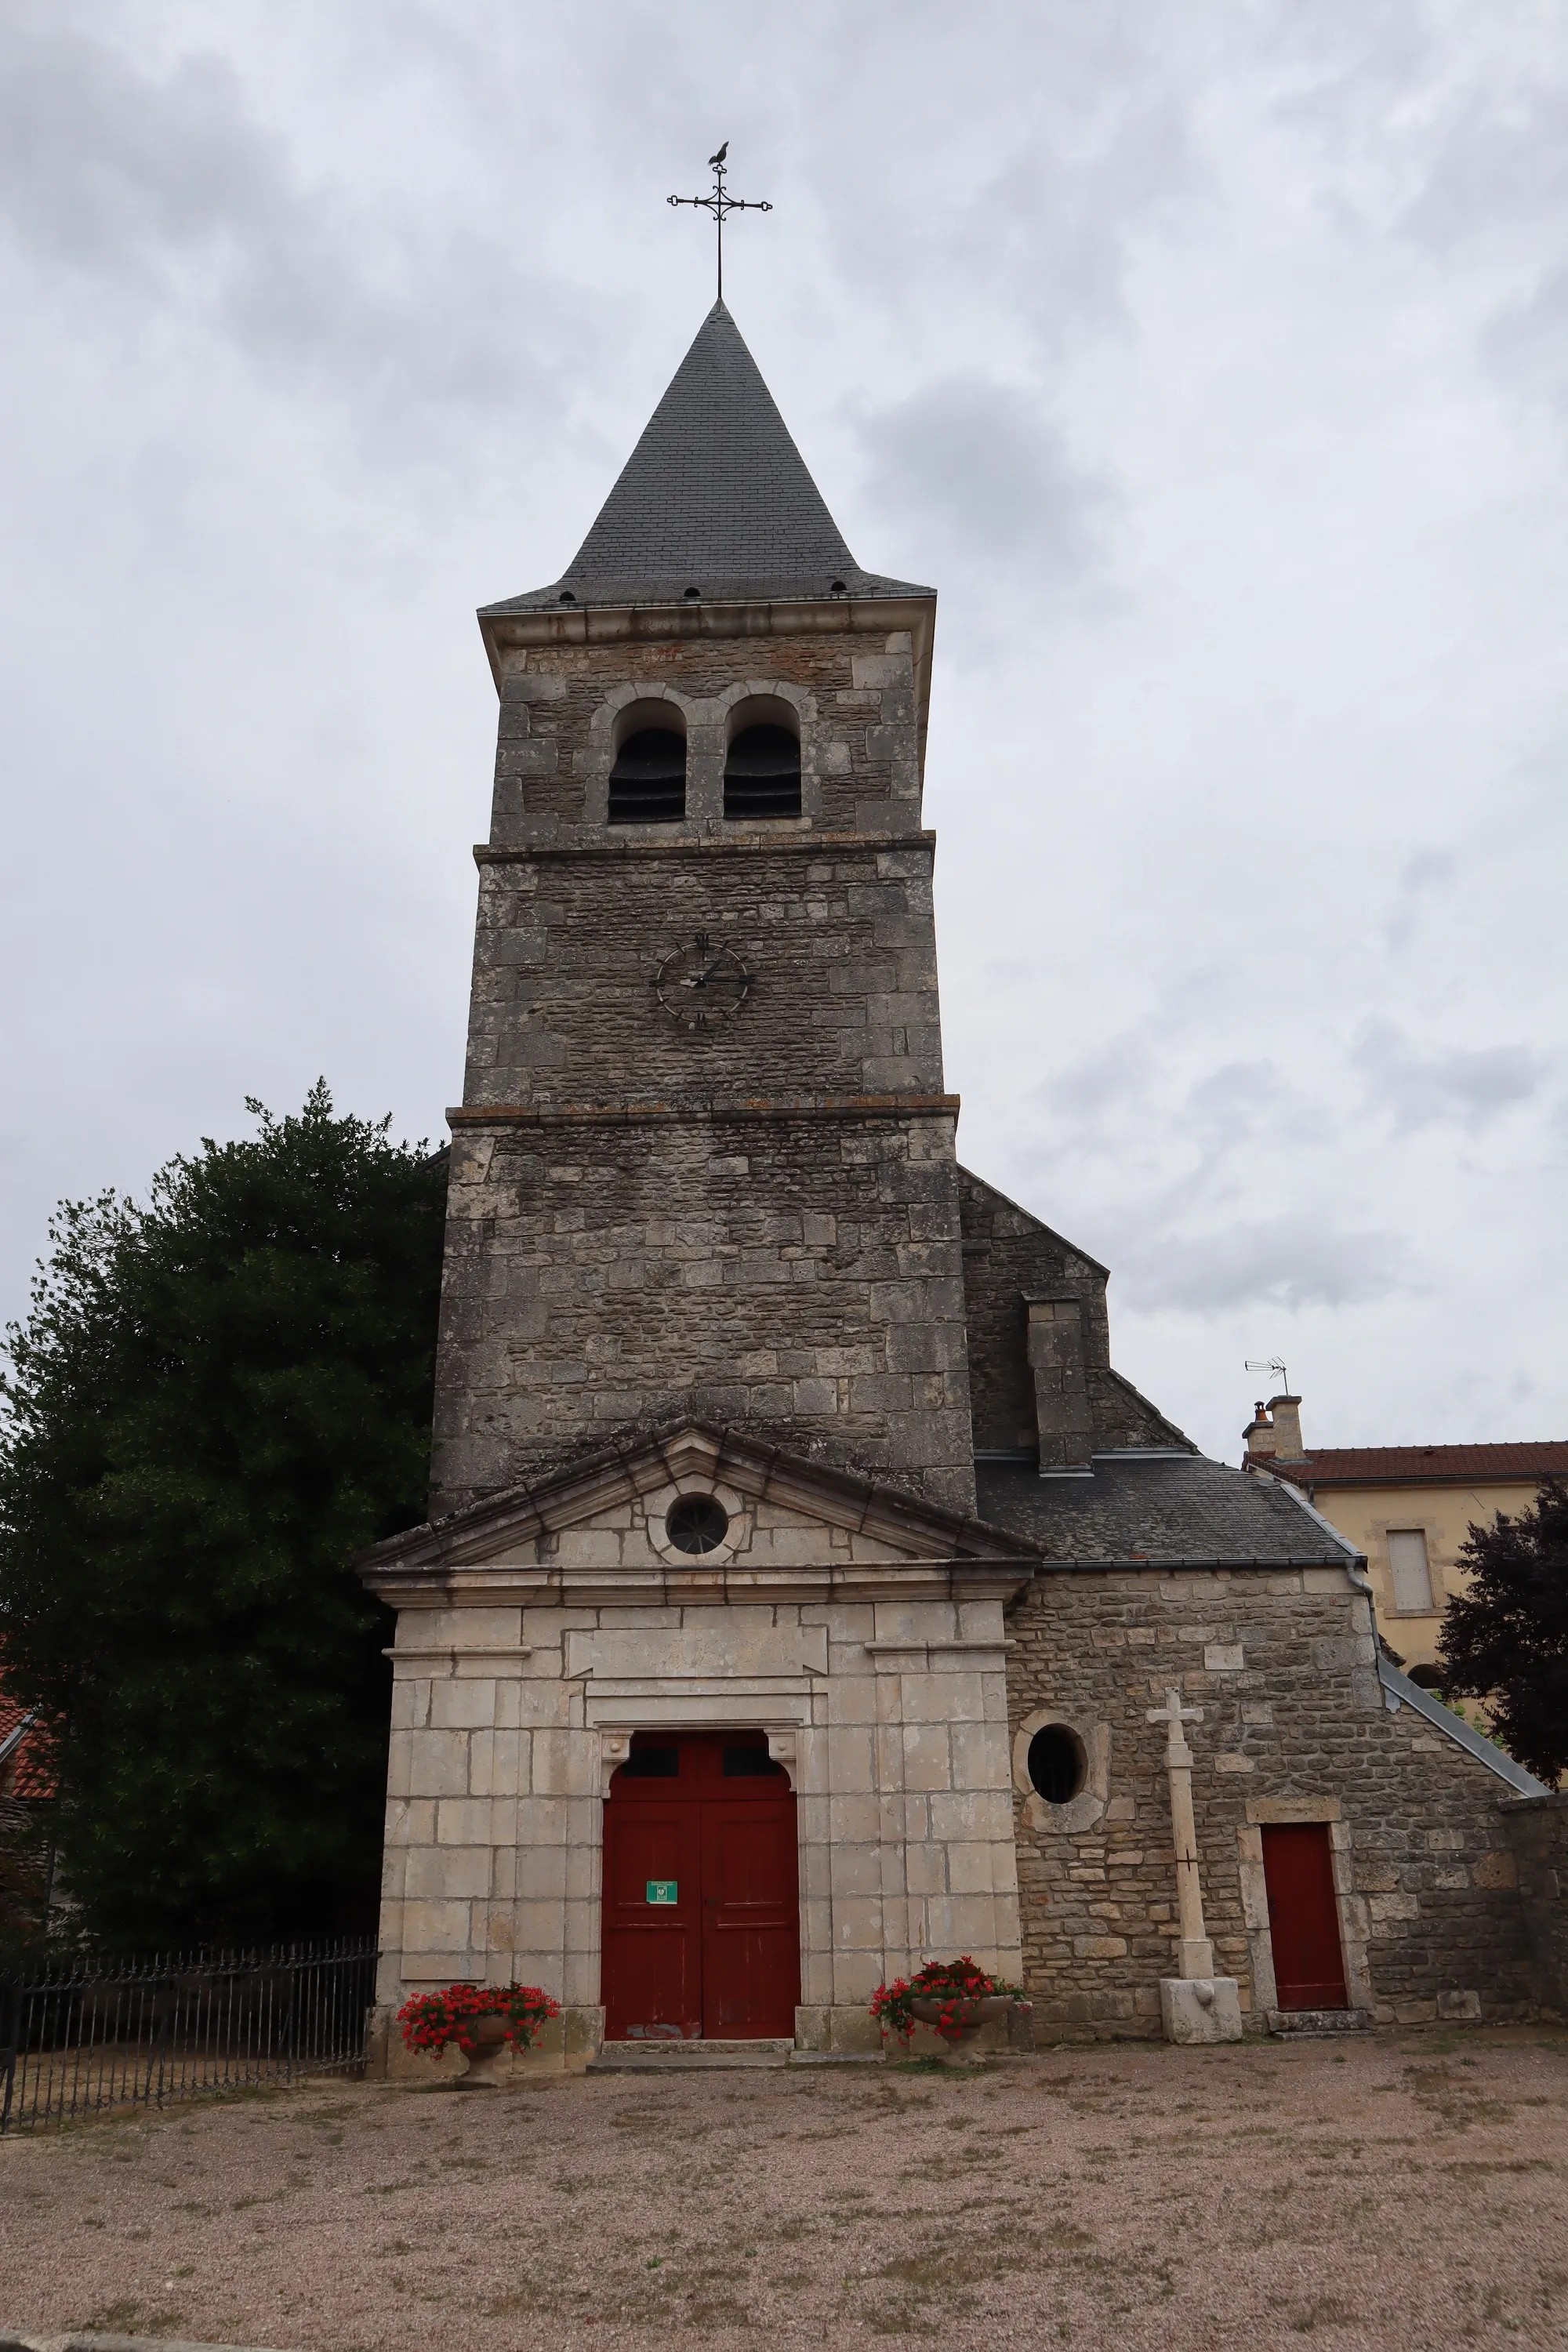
[{"left": 2, "top": 2031, "right": 1566, "bottom": 2351}]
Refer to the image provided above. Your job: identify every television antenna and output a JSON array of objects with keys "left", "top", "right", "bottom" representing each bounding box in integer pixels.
[{"left": 1244, "top": 1357, "right": 1289, "bottom": 1394}]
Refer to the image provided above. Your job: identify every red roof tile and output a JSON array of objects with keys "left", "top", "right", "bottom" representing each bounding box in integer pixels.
[
  {"left": 1258, "top": 1443, "right": 1568, "bottom": 1490},
  {"left": 0, "top": 1685, "right": 54, "bottom": 1802}
]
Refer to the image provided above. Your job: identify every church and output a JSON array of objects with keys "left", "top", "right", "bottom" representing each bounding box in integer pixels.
[{"left": 358, "top": 296, "right": 1551, "bottom": 2067}]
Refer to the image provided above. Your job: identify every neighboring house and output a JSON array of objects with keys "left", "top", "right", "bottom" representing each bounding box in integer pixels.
[
  {"left": 1243, "top": 1394, "right": 1568, "bottom": 1679},
  {"left": 0, "top": 1681, "right": 54, "bottom": 1926}
]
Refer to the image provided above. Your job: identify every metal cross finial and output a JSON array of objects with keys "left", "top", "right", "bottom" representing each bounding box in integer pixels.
[{"left": 668, "top": 142, "right": 772, "bottom": 300}]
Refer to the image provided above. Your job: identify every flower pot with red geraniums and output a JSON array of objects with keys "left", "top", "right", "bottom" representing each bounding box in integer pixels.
[
  {"left": 869, "top": 1958, "right": 1024, "bottom": 2060},
  {"left": 396, "top": 1984, "right": 562, "bottom": 2086}
]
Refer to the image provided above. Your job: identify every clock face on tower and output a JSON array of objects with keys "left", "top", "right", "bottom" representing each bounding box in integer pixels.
[{"left": 654, "top": 933, "right": 751, "bottom": 1029}]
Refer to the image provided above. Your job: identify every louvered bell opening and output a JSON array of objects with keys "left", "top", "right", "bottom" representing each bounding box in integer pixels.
[
  {"left": 724, "top": 723, "right": 801, "bottom": 819},
  {"left": 608, "top": 727, "right": 687, "bottom": 823}
]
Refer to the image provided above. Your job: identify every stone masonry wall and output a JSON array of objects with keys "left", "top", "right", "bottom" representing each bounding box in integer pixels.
[
  {"left": 488, "top": 627, "right": 921, "bottom": 848},
  {"left": 1502, "top": 1792, "right": 1568, "bottom": 2018},
  {"left": 432, "top": 611, "right": 976, "bottom": 1521},
  {"left": 376, "top": 1575, "right": 1022, "bottom": 2054},
  {"left": 959, "top": 1172, "right": 1190, "bottom": 1458},
  {"left": 430, "top": 1105, "right": 975, "bottom": 1519},
  {"left": 465, "top": 837, "right": 943, "bottom": 1109},
  {"left": 1007, "top": 1563, "right": 1536, "bottom": 2034}
]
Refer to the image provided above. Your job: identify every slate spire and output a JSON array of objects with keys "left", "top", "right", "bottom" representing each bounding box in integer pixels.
[{"left": 482, "top": 302, "right": 930, "bottom": 614}]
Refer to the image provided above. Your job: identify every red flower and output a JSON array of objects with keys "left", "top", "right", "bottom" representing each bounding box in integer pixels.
[{"left": 397, "top": 1983, "right": 563, "bottom": 2058}]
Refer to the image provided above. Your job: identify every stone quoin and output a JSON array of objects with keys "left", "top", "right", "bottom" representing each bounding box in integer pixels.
[{"left": 358, "top": 298, "right": 1555, "bottom": 2069}]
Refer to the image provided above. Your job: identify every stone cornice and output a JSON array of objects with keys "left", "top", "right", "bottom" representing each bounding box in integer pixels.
[
  {"left": 362, "top": 1559, "right": 1032, "bottom": 1610},
  {"left": 446, "top": 1094, "right": 961, "bottom": 1131},
  {"left": 474, "top": 831, "right": 935, "bottom": 866}
]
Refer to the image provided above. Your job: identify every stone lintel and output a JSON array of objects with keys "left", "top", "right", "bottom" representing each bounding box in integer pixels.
[
  {"left": 566, "top": 1624, "right": 829, "bottom": 1680},
  {"left": 1246, "top": 1795, "right": 1342, "bottom": 1824},
  {"left": 583, "top": 1686, "right": 816, "bottom": 1725}
]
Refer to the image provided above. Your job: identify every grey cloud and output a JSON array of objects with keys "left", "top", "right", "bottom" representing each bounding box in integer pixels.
[
  {"left": 1119, "top": 1214, "right": 1419, "bottom": 1316},
  {"left": 1487, "top": 265, "right": 1568, "bottom": 412},
  {"left": 1043, "top": 1029, "right": 1159, "bottom": 1127},
  {"left": 1381, "top": 848, "right": 1456, "bottom": 951},
  {"left": 1037, "top": 1029, "right": 1327, "bottom": 1172},
  {"left": 1399, "top": 75, "right": 1568, "bottom": 256},
  {"left": 0, "top": 19, "right": 579, "bottom": 425},
  {"left": 0, "top": 26, "right": 279, "bottom": 277},
  {"left": 855, "top": 376, "right": 1112, "bottom": 587},
  {"left": 1352, "top": 1018, "right": 1546, "bottom": 1132},
  {"left": 1182, "top": 1060, "right": 1328, "bottom": 1156}
]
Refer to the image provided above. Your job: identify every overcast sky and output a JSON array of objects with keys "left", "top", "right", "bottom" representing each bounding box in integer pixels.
[{"left": 2, "top": 0, "right": 1565, "bottom": 1464}]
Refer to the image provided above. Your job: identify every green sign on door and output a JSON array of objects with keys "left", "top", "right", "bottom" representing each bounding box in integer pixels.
[{"left": 646, "top": 1880, "right": 677, "bottom": 1905}]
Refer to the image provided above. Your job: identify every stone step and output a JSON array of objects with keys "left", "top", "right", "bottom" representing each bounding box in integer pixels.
[
  {"left": 588, "top": 2038, "right": 795, "bottom": 2072},
  {"left": 1266, "top": 2007, "right": 1374, "bottom": 2038}
]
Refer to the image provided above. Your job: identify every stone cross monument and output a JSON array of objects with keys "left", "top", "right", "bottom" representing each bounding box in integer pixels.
[{"left": 1145, "top": 1686, "right": 1243, "bottom": 2043}]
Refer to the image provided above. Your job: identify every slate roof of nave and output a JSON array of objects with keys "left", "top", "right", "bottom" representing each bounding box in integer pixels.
[
  {"left": 481, "top": 302, "right": 933, "bottom": 614},
  {"left": 975, "top": 1454, "right": 1360, "bottom": 1568}
]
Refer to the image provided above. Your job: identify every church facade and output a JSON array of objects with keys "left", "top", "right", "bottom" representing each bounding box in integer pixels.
[{"left": 359, "top": 303, "right": 1552, "bottom": 2063}]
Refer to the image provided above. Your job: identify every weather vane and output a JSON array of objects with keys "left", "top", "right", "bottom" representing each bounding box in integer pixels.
[{"left": 668, "top": 143, "right": 772, "bottom": 301}]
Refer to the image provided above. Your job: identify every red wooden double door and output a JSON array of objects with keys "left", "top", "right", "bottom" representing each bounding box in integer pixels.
[{"left": 602, "top": 1730, "right": 800, "bottom": 2041}]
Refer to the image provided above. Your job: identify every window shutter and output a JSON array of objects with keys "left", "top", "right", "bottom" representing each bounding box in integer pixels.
[{"left": 1387, "top": 1528, "right": 1434, "bottom": 1613}]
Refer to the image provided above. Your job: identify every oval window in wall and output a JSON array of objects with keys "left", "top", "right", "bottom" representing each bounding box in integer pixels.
[{"left": 1026, "top": 1724, "right": 1087, "bottom": 1805}]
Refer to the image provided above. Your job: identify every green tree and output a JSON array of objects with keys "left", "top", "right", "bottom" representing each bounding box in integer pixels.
[
  {"left": 0, "top": 1085, "right": 446, "bottom": 1947},
  {"left": 1439, "top": 1480, "right": 1568, "bottom": 1788}
]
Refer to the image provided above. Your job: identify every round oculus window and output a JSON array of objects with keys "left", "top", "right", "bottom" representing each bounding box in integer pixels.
[
  {"left": 1026, "top": 1724, "right": 1087, "bottom": 1805},
  {"left": 663, "top": 1494, "right": 730, "bottom": 1555}
]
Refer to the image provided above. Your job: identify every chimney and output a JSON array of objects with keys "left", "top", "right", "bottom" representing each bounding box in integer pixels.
[
  {"left": 1268, "top": 1392, "right": 1305, "bottom": 1461},
  {"left": 1243, "top": 1400, "right": 1276, "bottom": 1461},
  {"left": 1026, "top": 1297, "right": 1094, "bottom": 1474}
]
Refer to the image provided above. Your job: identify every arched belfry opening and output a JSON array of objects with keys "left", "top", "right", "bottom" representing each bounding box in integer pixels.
[
  {"left": 724, "top": 706, "right": 800, "bottom": 819},
  {"left": 610, "top": 715, "right": 687, "bottom": 823}
]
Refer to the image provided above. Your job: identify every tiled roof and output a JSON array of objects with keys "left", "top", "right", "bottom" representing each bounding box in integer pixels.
[
  {"left": 975, "top": 1453, "right": 1357, "bottom": 1567},
  {"left": 0, "top": 1687, "right": 53, "bottom": 1801},
  {"left": 481, "top": 302, "right": 932, "bottom": 615},
  {"left": 1260, "top": 1444, "right": 1568, "bottom": 1490}
]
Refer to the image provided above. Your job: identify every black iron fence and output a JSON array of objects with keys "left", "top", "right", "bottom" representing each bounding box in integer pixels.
[{"left": 0, "top": 1936, "right": 378, "bottom": 2132}]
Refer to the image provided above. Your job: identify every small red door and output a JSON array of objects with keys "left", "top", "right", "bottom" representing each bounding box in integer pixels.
[
  {"left": 602, "top": 1732, "right": 800, "bottom": 2040},
  {"left": 1261, "top": 1823, "right": 1349, "bottom": 2010}
]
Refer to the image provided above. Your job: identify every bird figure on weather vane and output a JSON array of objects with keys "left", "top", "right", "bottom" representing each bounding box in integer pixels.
[{"left": 669, "top": 143, "right": 772, "bottom": 301}]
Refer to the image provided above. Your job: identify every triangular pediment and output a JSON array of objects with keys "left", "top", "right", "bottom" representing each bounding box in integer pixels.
[{"left": 357, "top": 1421, "right": 1039, "bottom": 1594}]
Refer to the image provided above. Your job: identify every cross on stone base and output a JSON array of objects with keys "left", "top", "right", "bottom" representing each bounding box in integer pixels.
[
  {"left": 1145, "top": 1686, "right": 1214, "bottom": 1977},
  {"left": 1145, "top": 1686, "right": 1244, "bottom": 2043}
]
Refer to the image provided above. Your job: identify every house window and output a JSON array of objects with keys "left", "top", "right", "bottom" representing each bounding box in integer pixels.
[{"left": 1387, "top": 1527, "right": 1435, "bottom": 1613}]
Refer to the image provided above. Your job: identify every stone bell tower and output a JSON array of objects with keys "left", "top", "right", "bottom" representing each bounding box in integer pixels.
[{"left": 430, "top": 302, "right": 977, "bottom": 1520}]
